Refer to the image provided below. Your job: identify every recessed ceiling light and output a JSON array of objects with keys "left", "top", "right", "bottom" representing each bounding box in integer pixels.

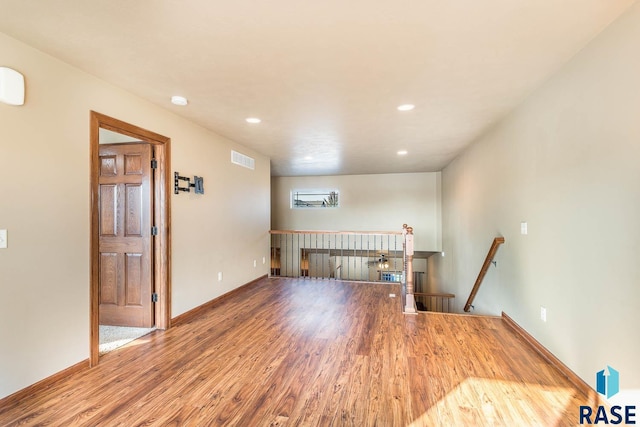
[
  {"left": 397, "top": 104, "right": 415, "bottom": 111},
  {"left": 171, "top": 95, "right": 188, "bottom": 106},
  {"left": 304, "top": 156, "right": 313, "bottom": 160},
  {"left": 246, "top": 117, "right": 261, "bottom": 124},
  {"left": 397, "top": 150, "right": 408, "bottom": 155}
]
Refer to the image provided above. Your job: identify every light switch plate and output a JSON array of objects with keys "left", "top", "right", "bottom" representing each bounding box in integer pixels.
[{"left": 0, "top": 229, "right": 7, "bottom": 248}]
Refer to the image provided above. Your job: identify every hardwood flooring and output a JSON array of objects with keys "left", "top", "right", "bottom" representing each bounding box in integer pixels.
[{"left": 0, "top": 278, "right": 595, "bottom": 426}]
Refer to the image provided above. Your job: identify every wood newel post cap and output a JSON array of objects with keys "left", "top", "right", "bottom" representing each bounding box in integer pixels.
[
  {"left": 403, "top": 224, "right": 408, "bottom": 229},
  {"left": 406, "top": 227, "right": 413, "bottom": 234}
]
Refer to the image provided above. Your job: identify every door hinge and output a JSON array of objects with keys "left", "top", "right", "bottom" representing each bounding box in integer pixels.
[
  {"left": 152, "top": 293, "right": 158, "bottom": 303},
  {"left": 151, "top": 159, "right": 158, "bottom": 169},
  {"left": 151, "top": 226, "right": 158, "bottom": 236}
]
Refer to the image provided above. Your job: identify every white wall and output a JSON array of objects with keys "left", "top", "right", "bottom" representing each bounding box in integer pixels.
[
  {"left": 430, "top": 3, "right": 640, "bottom": 390},
  {"left": 271, "top": 173, "right": 441, "bottom": 251},
  {"left": 0, "top": 32, "right": 270, "bottom": 398}
]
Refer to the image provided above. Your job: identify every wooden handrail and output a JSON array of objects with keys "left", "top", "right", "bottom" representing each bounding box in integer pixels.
[
  {"left": 415, "top": 292, "right": 455, "bottom": 299},
  {"left": 464, "top": 237, "right": 505, "bottom": 312}
]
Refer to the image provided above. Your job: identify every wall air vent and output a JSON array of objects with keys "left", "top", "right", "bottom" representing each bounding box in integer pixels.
[{"left": 231, "top": 150, "right": 255, "bottom": 170}]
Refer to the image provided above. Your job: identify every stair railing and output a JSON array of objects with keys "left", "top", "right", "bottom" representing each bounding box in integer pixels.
[
  {"left": 269, "top": 228, "right": 405, "bottom": 282},
  {"left": 463, "top": 237, "right": 505, "bottom": 312},
  {"left": 415, "top": 293, "right": 456, "bottom": 313}
]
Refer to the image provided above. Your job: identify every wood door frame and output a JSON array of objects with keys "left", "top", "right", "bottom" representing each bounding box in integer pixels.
[{"left": 90, "top": 111, "right": 172, "bottom": 367}]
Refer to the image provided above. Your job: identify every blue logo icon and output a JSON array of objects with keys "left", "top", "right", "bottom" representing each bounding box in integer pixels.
[{"left": 596, "top": 366, "right": 620, "bottom": 398}]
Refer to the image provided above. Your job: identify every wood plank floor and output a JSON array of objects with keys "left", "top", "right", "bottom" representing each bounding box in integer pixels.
[{"left": 0, "top": 278, "right": 596, "bottom": 426}]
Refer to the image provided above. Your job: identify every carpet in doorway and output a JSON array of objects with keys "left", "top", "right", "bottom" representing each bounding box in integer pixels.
[{"left": 99, "top": 325, "right": 156, "bottom": 355}]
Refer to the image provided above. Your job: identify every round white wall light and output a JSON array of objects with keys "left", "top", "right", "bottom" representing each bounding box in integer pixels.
[{"left": 0, "top": 67, "right": 25, "bottom": 106}]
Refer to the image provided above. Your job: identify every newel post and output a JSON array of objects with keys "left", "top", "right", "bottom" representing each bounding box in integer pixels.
[{"left": 404, "top": 226, "right": 418, "bottom": 314}]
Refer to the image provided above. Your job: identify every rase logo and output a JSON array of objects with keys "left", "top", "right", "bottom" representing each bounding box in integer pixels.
[
  {"left": 579, "top": 366, "right": 636, "bottom": 425},
  {"left": 597, "top": 366, "right": 620, "bottom": 399}
]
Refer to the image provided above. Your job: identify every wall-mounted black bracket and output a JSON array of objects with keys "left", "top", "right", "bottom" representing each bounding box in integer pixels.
[{"left": 174, "top": 172, "right": 204, "bottom": 195}]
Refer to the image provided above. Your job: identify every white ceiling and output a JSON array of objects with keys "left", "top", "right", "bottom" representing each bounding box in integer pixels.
[{"left": 0, "top": 0, "right": 635, "bottom": 176}]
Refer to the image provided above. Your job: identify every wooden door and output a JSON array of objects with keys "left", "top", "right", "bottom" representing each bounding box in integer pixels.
[{"left": 98, "top": 143, "right": 154, "bottom": 327}]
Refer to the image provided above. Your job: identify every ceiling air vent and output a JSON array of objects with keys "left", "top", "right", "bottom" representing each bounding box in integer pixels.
[{"left": 231, "top": 150, "right": 255, "bottom": 170}]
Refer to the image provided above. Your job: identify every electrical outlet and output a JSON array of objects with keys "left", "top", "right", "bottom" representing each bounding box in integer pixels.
[
  {"left": 218, "top": 272, "right": 223, "bottom": 281},
  {"left": 262, "top": 256, "right": 266, "bottom": 265},
  {"left": 253, "top": 260, "right": 257, "bottom": 268},
  {"left": 540, "top": 306, "right": 547, "bottom": 322},
  {"left": 0, "top": 229, "right": 7, "bottom": 249},
  {"left": 521, "top": 222, "right": 528, "bottom": 235}
]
